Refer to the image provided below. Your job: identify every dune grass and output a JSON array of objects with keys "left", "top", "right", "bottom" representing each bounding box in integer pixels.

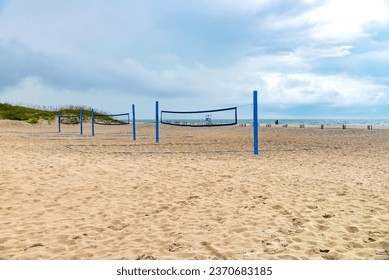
[
  {"left": 0, "top": 103, "right": 56, "bottom": 124},
  {"left": 0, "top": 103, "right": 124, "bottom": 125}
]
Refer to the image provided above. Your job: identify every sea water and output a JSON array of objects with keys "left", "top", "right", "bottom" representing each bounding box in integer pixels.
[
  {"left": 256, "top": 119, "right": 389, "bottom": 127},
  {"left": 138, "top": 119, "right": 389, "bottom": 127}
]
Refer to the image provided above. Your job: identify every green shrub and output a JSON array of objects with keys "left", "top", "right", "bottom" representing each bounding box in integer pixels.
[{"left": 0, "top": 103, "right": 121, "bottom": 125}]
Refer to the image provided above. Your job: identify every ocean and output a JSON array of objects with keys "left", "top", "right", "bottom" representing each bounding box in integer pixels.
[
  {"left": 255, "top": 119, "right": 389, "bottom": 127},
  {"left": 137, "top": 119, "right": 389, "bottom": 127}
]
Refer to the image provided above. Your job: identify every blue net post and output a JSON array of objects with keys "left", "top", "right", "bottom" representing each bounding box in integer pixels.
[
  {"left": 156, "top": 101, "right": 159, "bottom": 143},
  {"left": 58, "top": 111, "right": 61, "bottom": 133},
  {"left": 253, "top": 90, "right": 259, "bottom": 155},
  {"left": 80, "top": 109, "right": 83, "bottom": 136},
  {"left": 91, "top": 109, "right": 95, "bottom": 136},
  {"left": 132, "top": 104, "right": 136, "bottom": 141}
]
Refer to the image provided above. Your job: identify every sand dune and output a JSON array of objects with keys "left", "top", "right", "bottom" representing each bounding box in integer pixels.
[{"left": 0, "top": 120, "right": 388, "bottom": 259}]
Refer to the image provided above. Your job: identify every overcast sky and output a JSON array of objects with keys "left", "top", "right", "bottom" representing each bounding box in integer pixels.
[{"left": 0, "top": 0, "right": 388, "bottom": 119}]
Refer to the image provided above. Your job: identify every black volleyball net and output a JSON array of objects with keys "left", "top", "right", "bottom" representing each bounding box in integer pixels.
[
  {"left": 60, "top": 115, "right": 80, "bottom": 124},
  {"left": 94, "top": 113, "right": 130, "bottom": 125},
  {"left": 161, "top": 107, "right": 238, "bottom": 127}
]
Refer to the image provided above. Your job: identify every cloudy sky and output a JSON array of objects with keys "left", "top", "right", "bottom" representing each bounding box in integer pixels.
[{"left": 0, "top": 0, "right": 388, "bottom": 119}]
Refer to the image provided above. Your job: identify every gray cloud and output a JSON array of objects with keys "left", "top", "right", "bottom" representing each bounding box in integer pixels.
[
  {"left": 1, "top": 0, "right": 389, "bottom": 118},
  {"left": 0, "top": 40, "right": 157, "bottom": 96}
]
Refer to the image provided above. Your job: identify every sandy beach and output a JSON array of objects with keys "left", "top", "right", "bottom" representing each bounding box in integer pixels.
[{"left": 0, "top": 120, "right": 388, "bottom": 260}]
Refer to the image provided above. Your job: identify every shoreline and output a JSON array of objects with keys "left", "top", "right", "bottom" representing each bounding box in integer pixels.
[{"left": 2, "top": 119, "right": 389, "bottom": 128}]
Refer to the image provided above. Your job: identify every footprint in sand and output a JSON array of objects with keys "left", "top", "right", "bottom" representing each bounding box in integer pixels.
[
  {"left": 320, "top": 249, "right": 339, "bottom": 260},
  {"left": 317, "top": 225, "right": 329, "bottom": 231},
  {"left": 108, "top": 223, "right": 129, "bottom": 231},
  {"left": 281, "top": 210, "right": 292, "bottom": 215},
  {"left": 376, "top": 249, "right": 389, "bottom": 258},
  {"left": 210, "top": 216, "right": 224, "bottom": 223},
  {"left": 272, "top": 204, "right": 283, "bottom": 210},
  {"left": 24, "top": 243, "right": 44, "bottom": 251},
  {"left": 252, "top": 195, "right": 267, "bottom": 200},
  {"left": 201, "top": 224, "right": 214, "bottom": 231},
  {"left": 243, "top": 204, "right": 256, "bottom": 210},
  {"left": 168, "top": 242, "right": 188, "bottom": 252},
  {"left": 177, "top": 200, "right": 189, "bottom": 206},
  {"left": 363, "top": 237, "right": 376, "bottom": 243},
  {"left": 72, "top": 233, "right": 88, "bottom": 240},
  {"left": 363, "top": 231, "right": 385, "bottom": 243},
  {"left": 252, "top": 195, "right": 267, "bottom": 205},
  {"left": 136, "top": 254, "right": 157, "bottom": 260},
  {"left": 336, "top": 192, "right": 347, "bottom": 196},
  {"left": 262, "top": 238, "right": 289, "bottom": 254},
  {"left": 368, "top": 231, "right": 385, "bottom": 238},
  {"left": 345, "top": 226, "right": 359, "bottom": 233},
  {"left": 292, "top": 218, "right": 304, "bottom": 227},
  {"left": 322, "top": 214, "right": 334, "bottom": 219}
]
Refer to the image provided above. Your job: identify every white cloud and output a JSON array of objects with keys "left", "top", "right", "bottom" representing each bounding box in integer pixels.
[
  {"left": 1, "top": 54, "right": 388, "bottom": 119},
  {"left": 295, "top": 45, "right": 353, "bottom": 59},
  {"left": 1, "top": 0, "right": 388, "bottom": 118},
  {"left": 269, "top": 0, "right": 389, "bottom": 43},
  {"left": 1, "top": 76, "right": 83, "bottom": 106},
  {"left": 120, "top": 55, "right": 389, "bottom": 108},
  {"left": 0, "top": 76, "right": 159, "bottom": 118},
  {"left": 258, "top": 72, "right": 389, "bottom": 106},
  {"left": 306, "top": 0, "right": 389, "bottom": 41}
]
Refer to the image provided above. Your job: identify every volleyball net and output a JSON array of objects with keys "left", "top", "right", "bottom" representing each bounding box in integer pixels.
[
  {"left": 59, "top": 115, "right": 80, "bottom": 124},
  {"left": 92, "top": 110, "right": 135, "bottom": 138},
  {"left": 156, "top": 91, "right": 259, "bottom": 154},
  {"left": 55, "top": 91, "right": 259, "bottom": 154},
  {"left": 57, "top": 110, "right": 84, "bottom": 135},
  {"left": 93, "top": 113, "right": 130, "bottom": 125},
  {"left": 160, "top": 107, "right": 238, "bottom": 127}
]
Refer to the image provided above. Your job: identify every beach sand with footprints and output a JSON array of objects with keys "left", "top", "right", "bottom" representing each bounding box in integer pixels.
[{"left": 0, "top": 120, "right": 388, "bottom": 260}]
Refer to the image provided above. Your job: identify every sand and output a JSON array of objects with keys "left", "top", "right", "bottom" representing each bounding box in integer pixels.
[{"left": 0, "top": 119, "right": 388, "bottom": 260}]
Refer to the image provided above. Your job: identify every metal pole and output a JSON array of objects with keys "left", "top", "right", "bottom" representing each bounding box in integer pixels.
[
  {"left": 156, "top": 101, "right": 159, "bottom": 143},
  {"left": 58, "top": 111, "right": 61, "bottom": 133},
  {"left": 80, "top": 109, "right": 83, "bottom": 136},
  {"left": 132, "top": 104, "right": 136, "bottom": 141},
  {"left": 91, "top": 109, "right": 95, "bottom": 136},
  {"left": 253, "top": 91, "right": 259, "bottom": 155}
]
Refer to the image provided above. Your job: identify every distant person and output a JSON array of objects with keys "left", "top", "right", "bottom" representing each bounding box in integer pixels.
[{"left": 275, "top": 120, "right": 279, "bottom": 125}]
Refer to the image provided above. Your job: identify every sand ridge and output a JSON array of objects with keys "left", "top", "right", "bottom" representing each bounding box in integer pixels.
[{"left": 0, "top": 120, "right": 388, "bottom": 259}]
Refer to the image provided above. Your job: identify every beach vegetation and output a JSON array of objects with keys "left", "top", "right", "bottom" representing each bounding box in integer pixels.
[
  {"left": 0, "top": 103, "right": 56, "bottom": 124},
  {"left": 0, "top": 103, "right": 124, "bottom": 125}
]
